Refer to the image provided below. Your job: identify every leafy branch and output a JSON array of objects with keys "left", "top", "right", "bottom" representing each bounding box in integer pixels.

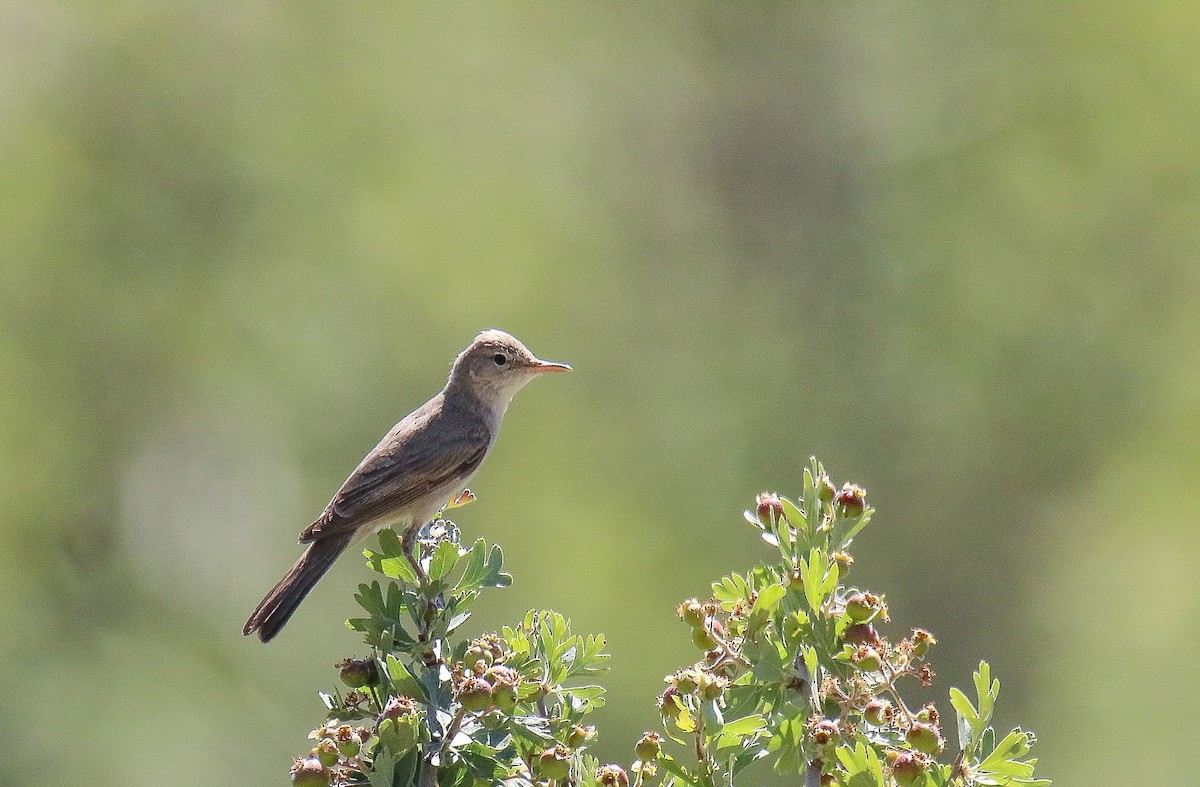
[{"left": 288, "top": 460, "right": 1048, "bottom": 787}]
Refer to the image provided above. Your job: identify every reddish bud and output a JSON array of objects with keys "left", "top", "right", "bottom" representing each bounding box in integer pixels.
[
  {"left": 596, "top": 764, "right": 629, "bottom": 787},
  {"left": 834, "top": 484, "right": 866, "bottom": 516},
  {"left": 843, "top": 623, "right": 879, "bottom": 646},
  {"left": 756, "top": 492, "right": 785, "bottom": 526}
]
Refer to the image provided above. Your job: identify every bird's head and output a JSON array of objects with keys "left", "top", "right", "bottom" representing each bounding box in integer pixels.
[{"left": 448, "top": 329, "right": 570, "bottom": 405}]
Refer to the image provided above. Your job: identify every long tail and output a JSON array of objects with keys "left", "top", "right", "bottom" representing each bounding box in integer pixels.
[{"left": 243, "top": 533, "right": 353, "bottom": 643}]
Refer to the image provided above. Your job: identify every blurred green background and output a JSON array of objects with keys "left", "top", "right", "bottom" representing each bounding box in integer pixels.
[{"left": 2, "top": 3, "right": 1196, "bottom": 785}]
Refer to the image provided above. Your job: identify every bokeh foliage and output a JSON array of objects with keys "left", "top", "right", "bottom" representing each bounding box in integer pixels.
[{"left": 1, "top": 3, "right": 1197, "bottom": 785}]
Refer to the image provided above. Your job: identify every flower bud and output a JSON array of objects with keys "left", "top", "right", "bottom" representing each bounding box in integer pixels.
[
  {"left": 290, "top": 757, "right": 330, "bottom": 786},
  {"left": 756, "top": 492, "right": 784, "bottom": 526},
  {"left": 337, "top": 658, "right": 378, "bottom": 689},
  {"left": 658, "top": 687, "right": 683, "bottom": 719},
  {"left": 677, "top": 599, "right": 705, "bottom": 627},
  {"left": 698, "top": 672, "right": 729, "bottom": 700},
  {"left": 635, "top": 732, "right": 662, "bottom": 761},
  {"left": 596, "top": 764, "right": 629, "bottom": 787},
  {"left": 463, "top": 645, "right": 493, "bottom": 675},
  {"left": 311, "top": 739, "right": 339, "bottom": 768},
  {"left": 566, "top": 724, "right": 596, "bottom": 749},
  {"left": 537, "top": 745, "right": 572, "bottom": 781},
  {"left": 832, "top": 551, "right": 854, "bottom": 575},
  {"left": 891, "top": 751, "right": 928, "bottom": 787},
  {"left": 810, "top": 718, "right": 839, "bottom": 746},
  {"left": 863, "top": 699, "right": 892, "bottom": 726},
  {"left": 491, "top": 680, "right": 518, "bottom": 712},
  {"left": 906, "top": 722, "right": 943, "bottom": 755},
  {"left": 816, "top": 473, "right": 837, "bottom": 506},
  {"left": 691, "top": 627, "right": 717, "bottom": 651},
  {"left": 834, "top": 484, "right": 866, "bottom": 516},
  {"left": 844, "top": 592, "right": 882, "bottom": 623},
  {"left": 915, "top": 704, "right": 939, "bottom": 725},
  {"left": 852, "top": 646, "right": 882, "bottom": 672},
  {"left": 843, "top": 623, "right": 879, "bottom": 646},
  {"left": 911, "top": 628, "right": 937, "bottom": 657},
  {"left": 457, "top": 677, "right": 493, "bottom": 713},
  {"left": 379, "top": 695, "right": 418, "bottom": 722}
]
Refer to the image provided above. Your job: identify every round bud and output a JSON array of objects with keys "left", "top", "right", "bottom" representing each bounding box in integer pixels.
[
  {"left": 832, "top": 551, "right": 854, "bottom": 575},
  {"left": 311, "top": 739, "right": 339, "bottom": 769},
  {"left": 658, "top": 687, "right": 683, "bottom": 719},
  {"left": 338, "top": 658, "right": 377, "bottom": 689},
  {"left": 846, "top": 591, "right": 885, "bottom": 623},
  {"left": 379, "top": 695, "right": 417, "bottom": 721},
  {"left": 463, "top": 645, "right": 493, "bottom": 674},
  {"left": 670, "top": 668, "right": 701, "bottom": 695},
  {"left": 677, "top": 599, "right": 705, "bottom": 627},
  {"left": 852, "top": 647, "right": 882, "bottom": 673},
  {"left": 537, "top": 746, "right": 571, "bottom": 781},
  {"left": 911, "top": 628, "right": 937, "bottom": 657},
  {"left": 457, "top": 677, "right": 494, "bottom": 713},
  {"left": 834, "top": 484, "right": 866, "bottom": 516},
  {"left": 843, "top": 623, "right": 879, "bottom": 646},
  {"left": 915, "top": 704, "right": 939, "bottom": 725},
  {"left": 756, "top": 492, "right": 785, "bottom": 526},
  {"left": 817, "top": 473, "right": 837, "bottom": 506},
  {"left": 596, "top": 764, "right": 629, "bottom": 787},
  {"left": 566, "top": 724, "right": 595, "bottom": 749},
  {"left": 635, "top": 732, "right": 662, "bottom": 761},
  {"left": 863, "top": 699, "right": 893, "bottom": 726},
  {"left": 811, "top": 718, "right": 840, "bottom": 746},
  {"left": 698, "top": 672, "right": 729, "bottom": 700},
  {"left": 691, "top": 627, "right": 717, "bottom": 651},
  {"left": 906, "top": 722, "right": 944, "bottom": 755},
  {"left": 291, "top": 757, "right": 330, "bottom": 786},
  {"left": 491, "top": 680, "right": 518, "bottom": 712},
  {"left": 891, "top": 751, "right": 928, "bottom": 787}
]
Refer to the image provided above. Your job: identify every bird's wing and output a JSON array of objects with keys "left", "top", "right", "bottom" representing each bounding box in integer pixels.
[{"left": 300, "top": 413, "right": 491, "bottom": 542}]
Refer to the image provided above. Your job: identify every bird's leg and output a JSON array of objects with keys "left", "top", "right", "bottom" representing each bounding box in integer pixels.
[{"left": 401, "top": 523, "right": 430, "bottom": 584}]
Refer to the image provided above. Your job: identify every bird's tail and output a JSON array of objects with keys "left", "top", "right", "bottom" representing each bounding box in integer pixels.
[{"left": 243, "top": 533, "right": 353, "bottom": 643}]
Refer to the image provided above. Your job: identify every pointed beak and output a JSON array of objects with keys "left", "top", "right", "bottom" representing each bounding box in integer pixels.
[{"left": 529, "top": 359, "right": 572, "bottom": 373}]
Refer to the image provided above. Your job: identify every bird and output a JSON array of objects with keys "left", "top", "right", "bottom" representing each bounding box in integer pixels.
[{"left": 243, "top": 329, "right": 570, "bottom": 642}]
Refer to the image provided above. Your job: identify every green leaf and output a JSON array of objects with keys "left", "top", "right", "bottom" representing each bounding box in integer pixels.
[
  {"left": 720, "top": 714, "right": 767, "bottom": 737},
  {"left": 428, "top": 539, "right": 460, "bottom": 582},
  {"left": 751, "top": 582, "right": 787, "bottom": 617},
  {"left": 949, "top": 687, "right": 978, "bottom": 723},
  {"left": 386, "top": 655, "right": 424, "bottom": 700},
  {"left": 454, "top": 539, "right": 488, "bottom": 591}
]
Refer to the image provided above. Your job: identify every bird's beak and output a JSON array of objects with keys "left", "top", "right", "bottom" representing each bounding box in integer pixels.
[{"left": 529, "top": 359, "right": 572, "bottom": 373}]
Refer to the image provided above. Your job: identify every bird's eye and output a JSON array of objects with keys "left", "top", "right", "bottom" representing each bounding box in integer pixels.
[{"left": 492, "top": 353, "right": 508, "bottom": 367}]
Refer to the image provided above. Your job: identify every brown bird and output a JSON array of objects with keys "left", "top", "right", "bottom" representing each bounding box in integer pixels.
[{"left": 243, "top": 330, "right": 570, "bottom": 642}]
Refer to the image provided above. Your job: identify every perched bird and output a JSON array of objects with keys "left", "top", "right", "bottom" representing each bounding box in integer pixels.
[{"left": 243, "top": 329, "right": 570, "bottom": 642}]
